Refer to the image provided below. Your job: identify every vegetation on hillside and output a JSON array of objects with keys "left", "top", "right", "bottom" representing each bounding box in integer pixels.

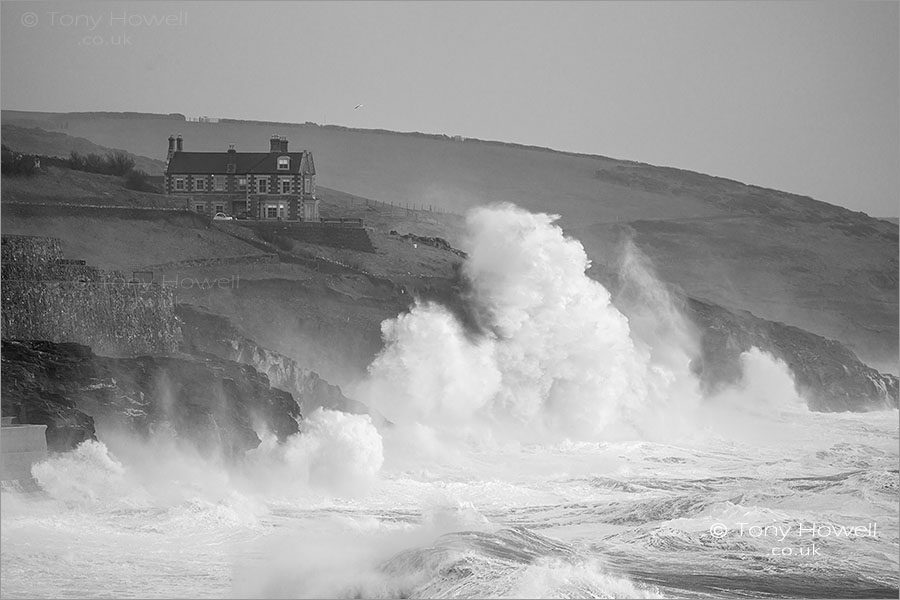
[
  {"left": 1, "top": 143, "right": 162, "bottom": 194},
  {"left": 2, "top": 111, "right": 896, "bottom": 372},
  {"left": 0, "top": 123, "right": 166, "bottom": 175},
  {"left": 67, "top": 150, "right": 134, "bottom": 176},
  {"left": 1, "top": 145, "right": 38, "bottom": 176}
]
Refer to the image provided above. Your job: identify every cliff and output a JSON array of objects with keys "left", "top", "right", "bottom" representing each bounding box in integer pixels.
[
  {"left": 9, "top": 110, "right": 892, "bottom": 373},
  {"left": 687, "top": 298, "right": 898, "bottom": 411},
  {"left": 1, "top": 340, "right": 301, "bottom": 455},
  {"left": 177, "top": 305, "right": 371, "bottom": 417}
]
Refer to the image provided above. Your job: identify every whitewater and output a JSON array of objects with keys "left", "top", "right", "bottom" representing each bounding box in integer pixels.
[{"left": 2, "top": 205, "right": 897, "bottom": 598}]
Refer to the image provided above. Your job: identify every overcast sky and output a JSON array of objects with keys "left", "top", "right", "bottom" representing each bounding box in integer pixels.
[{"left": 2, "top": 1, "right": 898, "bottom": 216}]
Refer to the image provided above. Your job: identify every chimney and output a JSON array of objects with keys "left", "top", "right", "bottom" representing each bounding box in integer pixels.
[
  {"left": 226, "top": 144, "right": 237, "bottom": 173},
  {"left": 166, "top": 135, "right": 176, "bottom": 163},
  {"left": 270, "top": 134, "right": 281, "bottom": 153},
  {"left": 280, "top": 136, "right": 289, "bottom": 152},
  {"left": 176, "top": 134, "right": 183, "bottom": 152}
]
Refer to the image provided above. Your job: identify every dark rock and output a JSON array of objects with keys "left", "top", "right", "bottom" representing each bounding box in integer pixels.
[
  {"left": 1, "top": 339, "right": 301, "bottom": 455},
  {"left": 177, "top": 305, "right": 373, "bottom": 418},
  {"left": 1, "top": 340, "right": 98, "bottom": 451},
  {"left": 392, "top": 231, "right": 468, "bottom": 258},
  {"left": 686, "top": 298, "right": 898, "bottom": 411}
]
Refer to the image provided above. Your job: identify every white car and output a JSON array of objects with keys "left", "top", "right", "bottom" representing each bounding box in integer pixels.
[{"left": 212, "top": 212, "right": 233, "bottom": 221}]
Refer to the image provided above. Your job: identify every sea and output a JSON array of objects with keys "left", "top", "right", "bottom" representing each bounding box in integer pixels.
[{"left": 2, "top": 204, "right": 897, "bottom": 598}]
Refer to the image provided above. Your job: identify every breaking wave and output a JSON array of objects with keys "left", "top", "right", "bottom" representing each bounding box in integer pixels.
[
  {"left": 359, "top": 204, "right": 807, "bottom": 452},
  {"left": 4, "top": 204, "right": 892, "bottom": 599}
]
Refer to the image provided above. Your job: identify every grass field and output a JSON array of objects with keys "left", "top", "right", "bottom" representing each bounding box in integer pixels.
[{"left": 1, "top": 166, "right": 180, "bottom": 208}]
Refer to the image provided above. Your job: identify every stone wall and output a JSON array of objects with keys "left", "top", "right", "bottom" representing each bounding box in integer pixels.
[
  {"left": 1, "top": 236, "right": 181, "bottom": 356},
  {"left": 142, "top": 252, "right": 278, "bottom": 272},
  {"left": 250, "top": 222, "right": 376, "bottom": 253},
  {"left": 2, "top": 260, "right": 104, "bottom": 282},
  {"left": 1, "top": 235, "right": 62, "bottom": 263}
]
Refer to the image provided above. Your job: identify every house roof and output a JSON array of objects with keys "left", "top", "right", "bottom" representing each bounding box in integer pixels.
[{"left": 166, "top": 151, "right": 315, "bottom": 175}]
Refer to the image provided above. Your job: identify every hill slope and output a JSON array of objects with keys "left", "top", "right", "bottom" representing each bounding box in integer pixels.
[
  {"left": 1, "top": 164, "right": 895, "bottom": 410},
  {"left": 2, "top": 111, "right": 896, "bottom": 372},
  {"left": 1, "top": 123, "right": 165, "bottom": 175}
]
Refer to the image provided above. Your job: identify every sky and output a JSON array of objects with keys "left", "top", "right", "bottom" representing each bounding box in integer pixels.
[{"left": 1, "top": 1, "right": 898, "bottom": 217}]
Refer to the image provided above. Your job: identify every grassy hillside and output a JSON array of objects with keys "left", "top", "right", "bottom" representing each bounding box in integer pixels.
[
  {"left": 577, "top": 215, "right": 898, "bottom": 372},
  {"left": 1, "top": 204, "right": 265, "bottom": 273},
  {"left": 0, "top": 165, "right": 465, "bottom": 384},
  {"left": 1, "top": 165, "right": 179, "bottom": 208},
  {"left": 1, "top": 124, "right": 165, "bottom": 175},
  {"left": 2, "top": 164, "right": 896, "bottom": 409},
  {"left": 2, "top": 110, "right": 897, "bottom": 372}
]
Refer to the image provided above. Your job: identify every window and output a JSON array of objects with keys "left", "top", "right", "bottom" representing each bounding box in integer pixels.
[
  {"left": 215, "top": 204, "right": 224, "bottom": 213},
  {"left": 214, "top": 175, "right": 226, "bottom": 191},
  {"left": 264, "top": 201, "right": 285, "bottom": 219},
  {"left": 277, "top": 156, "right": 290, "bottom": 170},
  {"left": 304, "top": 177, "right": 311, "bottom": 194},
  {"left": 238, "top": 177, "right": 247, "bottom": 191},
  {"left": 194, "top": 178, "right": 206, "bottom": 191},
  {"left": 280, "top": 179, "right": 291, "bottom": 194},
  {"left": 256, "top": 177, "right": 268, "bottom": 194},
  {"left": 174, "top": 177, "right": 186, "bottom": 191},
  {"left": 194, "top": 204, "right": 204, "bottom": 213}
]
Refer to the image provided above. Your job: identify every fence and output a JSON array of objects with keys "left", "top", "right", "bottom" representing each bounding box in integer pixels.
[
  {"left": 318, "top": 190, "right": 462, "bottom": 219},
  {"left": 362, "top": 198, "right": 460, "bottom": 217},
  {"left": 246, "top": 218, "right": 365, "bottom": 228}
]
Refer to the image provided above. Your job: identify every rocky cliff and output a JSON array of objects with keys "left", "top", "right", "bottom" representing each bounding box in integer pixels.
[
  {"left": 176, "top": 305, "right": 371, "bottom": 417},
  {"left": 687, "top": 298, "right": 898, "bottom": 411},
  {"left": 1, "top": 340, "right": 301, "bottom": 455}
]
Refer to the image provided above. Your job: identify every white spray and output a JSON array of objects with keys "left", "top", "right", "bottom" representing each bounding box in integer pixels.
[{"left": 360, "top": 204, "right": 711, "bottom": 445}]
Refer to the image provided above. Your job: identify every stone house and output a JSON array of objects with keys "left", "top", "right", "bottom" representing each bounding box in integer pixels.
[{"left": 164, "top": 134, "right": 319, "bottom": 221}]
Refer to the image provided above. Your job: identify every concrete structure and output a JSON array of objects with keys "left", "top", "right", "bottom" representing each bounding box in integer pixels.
[
  {"left": 164, "top": 134, "right": 319, "bottom": 221},
  {"left": 1, "top": 417, "right": 48, "bottom": 484}
]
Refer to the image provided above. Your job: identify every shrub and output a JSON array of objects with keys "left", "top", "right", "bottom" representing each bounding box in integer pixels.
[
  {"left": 68, "top": 151, "right": 88, "bottom": 171},
  {"left": 68, "top": 150, "right": 135, "bottom": 176},
  {"left": 1, "top": 147, "right": 37, "bottom": 176},
  {"left": 83, "top": 153, "right": 106, "bottom": 173},
  {"left": 124, "top": 169, "right": 160, "bottom": 193},
  {"left": 106, "top": 151, "right": 135, "bottom": 176}
]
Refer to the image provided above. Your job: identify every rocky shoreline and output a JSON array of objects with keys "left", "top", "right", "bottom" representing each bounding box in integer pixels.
[{"left": 1, "top": 339, "right": 301, "bottom": 455}]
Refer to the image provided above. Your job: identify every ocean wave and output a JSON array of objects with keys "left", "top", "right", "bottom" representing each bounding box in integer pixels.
[{"left": 377, "top": 527, "right": 661, "bottom": 599}]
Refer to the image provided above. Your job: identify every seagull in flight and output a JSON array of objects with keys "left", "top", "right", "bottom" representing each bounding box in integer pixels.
[{"left": 354, "top": 104, "right": 364, "bottom": 110}]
